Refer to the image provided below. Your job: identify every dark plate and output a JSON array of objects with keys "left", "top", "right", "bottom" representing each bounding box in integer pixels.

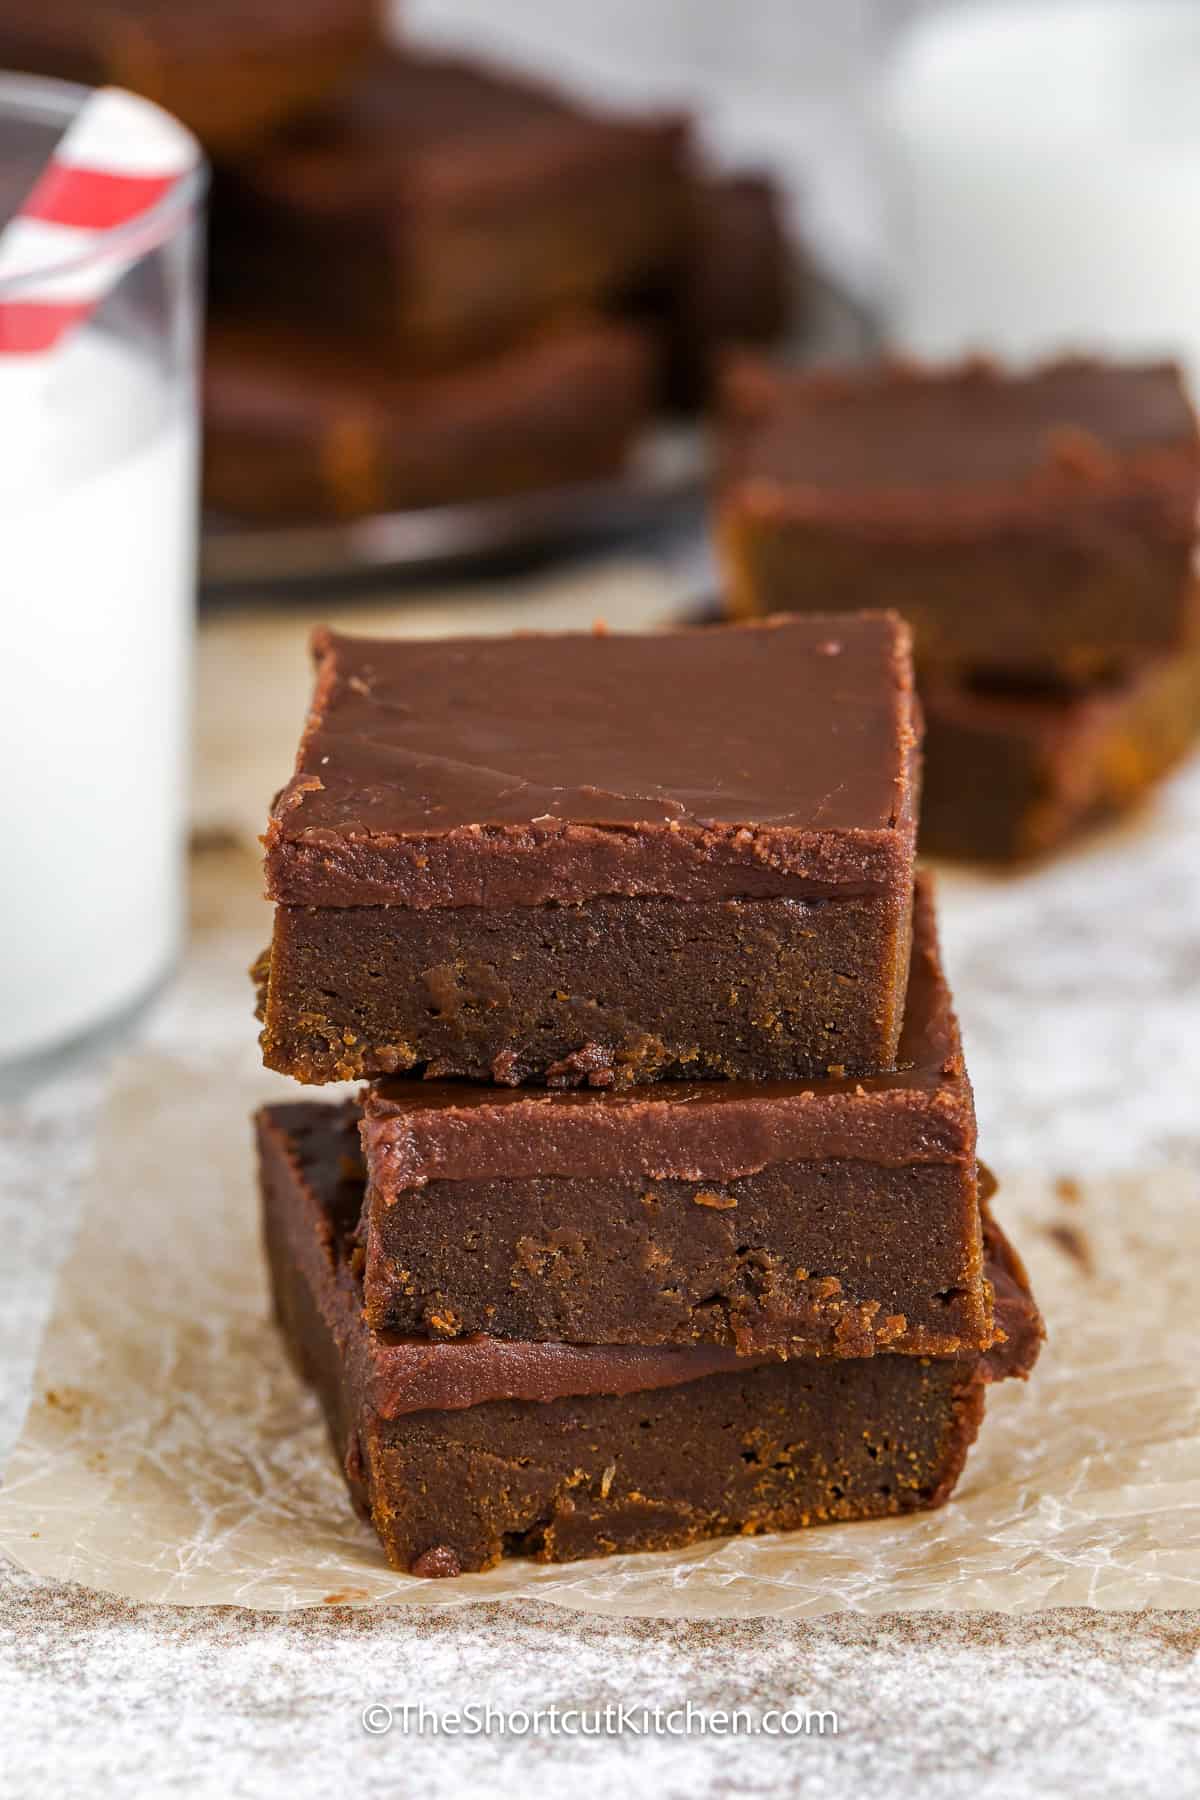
[{"left": 200, "top": 422, "right": 706, "bottom": 591}]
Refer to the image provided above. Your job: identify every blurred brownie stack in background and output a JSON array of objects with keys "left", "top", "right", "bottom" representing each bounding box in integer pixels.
[
  {"left": 716, "top": 356, "right": 1200, "bottom": 862},
  {"left": 0, "top": 1, "right": 795, "bottom": 519},
  {"left": 205, "top": 43, "right": 686, "bottom": 518},
  {"left": 203, "top": 34, "right": 796, "bottom": 518},
  {"left": 252, "top": 614, "right": 1041, "bottom": 1576},
  {"left": 0, "top": 0, "right": 381, "bottom": 153}
]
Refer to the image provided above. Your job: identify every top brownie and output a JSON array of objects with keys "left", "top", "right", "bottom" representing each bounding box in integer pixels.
[
  {"left": 265, "top": 613, "right": 919, "bottom": 909},
  {"left": 719, "top": 357, "right": 1200, "bottom": 676},
  {"left": 213, "top": 47, "right": 689, "bottom": 359},
  {"left": 256, "top": 614, "right": 920, "bottom": 1085}
]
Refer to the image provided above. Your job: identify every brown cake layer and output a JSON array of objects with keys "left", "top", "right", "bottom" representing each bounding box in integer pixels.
[
  {"left": 211, "top": 46, "right": 690, "bottom": 359},
  {"left": 920, "top": 632, "right": 1200, "bottom": 862},
  {"left": 259, "top": 1095, "right": 1041, "bottom": 1575},
  {"left": 0, "top": 0, "right": 378, "bottom": 152},
  {"left": 255, "top": 614, "right": 920, "bottom": 1086},
  {"left": 718, "top": 356, "right": 1200, "bottom": 679},
  {"left": 256, "top": 890, "right": 915, "bottom": 1088},
  {"left": 203, "top": 317, "right": 654, "bottom": 522},
  {"left": 333, "top": 875, "right": 987, "bottom": 1356}
]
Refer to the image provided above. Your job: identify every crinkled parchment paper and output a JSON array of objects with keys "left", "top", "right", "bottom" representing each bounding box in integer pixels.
[
  {"left": 4, "top": 572, "right": 1200, "bottom": 1618},
  {"left": 1, "top": 902, "right": 1198, "bottom": 1615}
]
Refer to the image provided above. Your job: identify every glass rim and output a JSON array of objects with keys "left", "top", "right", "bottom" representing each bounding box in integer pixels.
[{"left": 0, "top": 70, "right": 208, "bottom": 297}]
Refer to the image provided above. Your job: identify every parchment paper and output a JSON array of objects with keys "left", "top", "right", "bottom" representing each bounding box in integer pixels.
[
  {"left": 2, "top": 892, "right": 1198, "bottom": 1617},
  {"left": 5, "top": 561, "right": 1200, "bottom": 1618}
]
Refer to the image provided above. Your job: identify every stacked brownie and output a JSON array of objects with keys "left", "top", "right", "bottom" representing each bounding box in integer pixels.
[
  {"left": 0, "top": 5, "right": 793, "bottom": 518},
  {"left": 203, "top": 45, "right": 684, "bottom": 518},
  {"left": 253, "top": 614, "right": 1041, "bottom": 1575},
  {"left": 717, "top": 357, "right": 1200, "bottom": 860},
  {"left": 201, "top": 43, "right": 792, "bottom": 520}
]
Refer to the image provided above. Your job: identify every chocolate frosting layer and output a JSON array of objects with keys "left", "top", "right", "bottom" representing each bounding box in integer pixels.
[
  {"left": 256, "top": 1096, "right": 1041, "bottom": 1419},
  {"left": 982, "top": 1219, "right": 1045, "bottom": 1385},
  {"left": 723, "top": 357, "right": 1200, "bottom": 502},
  {"left": 244, "top": 47, "right": 684, "bottom": 211},
  {"left": 264, "top": 613, "right": 919, "bottom": 906},
  {"left": 361, "top": 875, "right": 969, "bottom": 1189},
  {"left": 363, "top": 1335, "right": 762, "bottom": 1415}
]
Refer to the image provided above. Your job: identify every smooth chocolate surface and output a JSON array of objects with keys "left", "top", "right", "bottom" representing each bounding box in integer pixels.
[
  {"left": 259, "top": 1093, "right": 1041, "bottom": 1573},
  {"left": 721, "top": 357, "right": 1199, "bottom": 495},
  {"left": 264, "top": 612, "right": 920, "bottom": 907}
]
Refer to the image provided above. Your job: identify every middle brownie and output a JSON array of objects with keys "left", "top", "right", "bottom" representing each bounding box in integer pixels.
[
  {"left": 257, "top": 612, "right": 920, "bottom": 1087},
  {"left": 347, "top": 876, "right": 987, "bottom": 1357}
]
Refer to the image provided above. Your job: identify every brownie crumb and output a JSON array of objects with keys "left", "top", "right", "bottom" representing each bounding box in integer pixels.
[
  {"left": 1044, "top": 1221, "right": 1094, "bottom": 1277},
  {"left": 410, "top": 1545, "right": 463, "bottom": 1579},
  {"left": 490, "top": 1048, "right": 521, "bottom": 1085},
  {"left": 545, "top": 1042, "right": 617, "bottom": 1089}
]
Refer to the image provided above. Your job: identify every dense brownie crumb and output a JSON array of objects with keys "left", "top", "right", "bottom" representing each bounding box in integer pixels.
[
  {"left": 257, "top": 1092, "right": 1042, "bottom": 1576},
  {"left": 340, "top": 875, "right": 991, "bottom": 1358}
]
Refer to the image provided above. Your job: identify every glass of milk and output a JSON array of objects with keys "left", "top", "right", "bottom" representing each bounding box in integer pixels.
[
  {"left": 878, "top": 1, "right": 1200, "bottom": 391},
  {"left": 0, "top": 75, "right": 204, "bottom": 1083}
]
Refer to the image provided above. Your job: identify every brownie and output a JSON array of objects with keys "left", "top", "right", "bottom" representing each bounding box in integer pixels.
[
  {"left": 340, "top": 874, "right": 989, "bottom": 1356},
  {"left": 203, "top": 316, "right": 654, "bottom": 521},
  {"left": 255, "top": 613, "right": 921, "bottom": 1087},
  {"left": 210, "top": 47, "right": 690, "bottom": 361},
  {"left": 655, "top": 172, "right": 793, "bottom": 409},
  {"left": 258, "top": 1095, "right": 1042, "bottom": 1575},
  {"left": 920, "top": 632, "right": 1200, "bottom": 863},
  {"left": 717, "top": 356, "right": 1200, "bottom": 677},
  {"left": 0, "top": 0, "right": 378, "bottom": 153}
]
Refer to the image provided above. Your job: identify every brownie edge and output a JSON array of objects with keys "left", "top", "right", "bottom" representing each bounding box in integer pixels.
[
  {"left": 352, "top": 873, "right": 991, "bottom": 1358},
  {"left": 256, "top": 613, "right": 921, "bottom": 1086},
  {"left": 919, "top": 634, "right": 1200, "bottom": 862},
  {"left": 257, "top": 1097, "right": 1042, "bottom": 1576},
  {"left": 717, "top": 356, "right": 1200, "bottom": 678}
]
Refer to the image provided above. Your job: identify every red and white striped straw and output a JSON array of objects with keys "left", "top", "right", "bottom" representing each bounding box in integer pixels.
[{"left": 0, "top": 86, "right": 198, "bottom": 355}]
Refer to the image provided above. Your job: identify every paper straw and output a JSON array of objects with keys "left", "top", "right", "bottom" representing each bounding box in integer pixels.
[{"left": 0, "top": 86, "right": 199, "bottom": 355}]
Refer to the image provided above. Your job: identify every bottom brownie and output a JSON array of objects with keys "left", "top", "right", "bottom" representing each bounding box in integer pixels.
[
  {"left": 259, "top": 1101, "right": 1042, "bottom": 1576},
  {"left": 920, "top": 633, "right": 1200, "bottom": 862},
  {"left": 203, "top": 316, "right": 654, "bottom": 521}
]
